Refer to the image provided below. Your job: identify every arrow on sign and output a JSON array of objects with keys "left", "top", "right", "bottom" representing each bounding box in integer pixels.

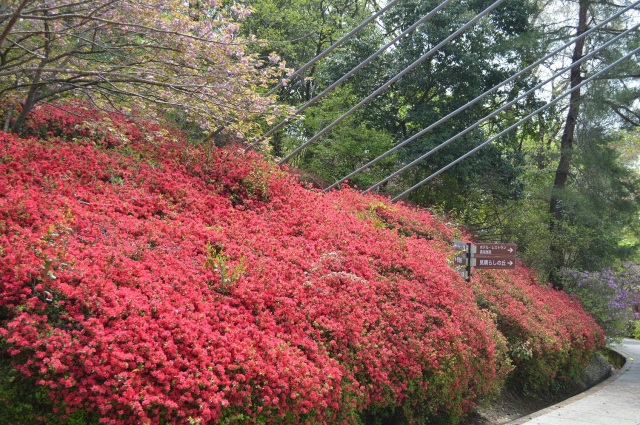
[
  {"left": 472, "top": 256, "right": 516, "bottom": 269},
  {"left": 475, "top": 243, "right": 516, "bottom": 257}
]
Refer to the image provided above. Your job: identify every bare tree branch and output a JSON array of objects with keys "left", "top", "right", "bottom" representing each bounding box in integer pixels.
[{"left": 0, "top": 0, "right": 32, "bottom": 48}]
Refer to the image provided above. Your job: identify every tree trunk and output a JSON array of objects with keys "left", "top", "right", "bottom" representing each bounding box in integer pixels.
[
  {"left": 10, "top": 13, "right": 52, "bottom": 135},
  {"left": 548, "top": 0, "right": 589, "bottom": 289},
  {"left": 10, "top": 87, "right": 40, "bottom": 135}
]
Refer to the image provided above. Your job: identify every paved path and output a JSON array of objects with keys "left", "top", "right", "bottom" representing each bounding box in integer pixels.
[{"left": 509, "top": 339, "right": 640, "bottom": 425}]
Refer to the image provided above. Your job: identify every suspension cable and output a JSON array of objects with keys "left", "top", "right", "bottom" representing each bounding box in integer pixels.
[
  {"left": 278, "top": 0, "right": 508, "bottom": 164},
  {"left": 391, "top": 45, "right": 640, "bottom": 202},
  {"left": 324, "top": 0, "right": 640, "bottom": 192},
  {"left": 261, "top": 0, "right": 458, "bottom": 141},
  {"left": 363, "top": 22, "right": 639, "bottom": 194},
  {"left": 265, "top": 0, "right": 403, "bottom": 96}
]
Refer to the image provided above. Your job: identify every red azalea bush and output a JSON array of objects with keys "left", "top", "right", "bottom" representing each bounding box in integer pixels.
[
  {"left": 471, "top": 267, "right": 604, "bottom": 393},
  {"left": 0, "top": 102, "right": 603, "bottom": 424}
]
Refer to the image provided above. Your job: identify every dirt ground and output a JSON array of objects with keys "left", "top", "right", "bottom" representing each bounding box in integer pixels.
[{"left": 461, "top": 353, "right": 615, "bottom": 425}]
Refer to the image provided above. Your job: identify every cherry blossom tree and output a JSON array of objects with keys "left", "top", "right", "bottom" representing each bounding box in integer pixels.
[{"left": 0, "top": 0, "right": 289, "bottom": 142}]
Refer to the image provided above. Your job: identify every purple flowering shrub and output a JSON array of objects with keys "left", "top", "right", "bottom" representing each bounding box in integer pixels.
[{"left": 562, "top": 264, "right": 640, "bottom": 340}]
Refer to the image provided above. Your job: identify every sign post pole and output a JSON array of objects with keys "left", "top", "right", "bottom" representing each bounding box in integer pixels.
[{"left": 466, "top": 242, "right": 472, "bottom": 282}]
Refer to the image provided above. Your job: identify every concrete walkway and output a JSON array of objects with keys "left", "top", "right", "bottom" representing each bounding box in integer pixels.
[{"left": 508, "top": 339, "right": 640, "bottom": 425}]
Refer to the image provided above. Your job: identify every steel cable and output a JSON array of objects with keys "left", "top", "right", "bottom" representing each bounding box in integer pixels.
[
  {"left": 266, "top": 0, "right": 404, "bottom": 96},
  {"left": 324, "top": 0, "right": 640, "bottom": 192},
  {"left": 391, "top": 45, "right": 640, "bottom": 201},
  {"left": 261, "top": 0, "right": 458, "bottom": 141},
  {"left": 278, "top": 0, "right": 508, "bottom": 164},
  {"left": 363, "top": 21, "right": 639, "bottom": 194}
]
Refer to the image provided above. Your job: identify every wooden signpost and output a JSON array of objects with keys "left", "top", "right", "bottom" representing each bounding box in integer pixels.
[{"left": 453, "top": 240, "right": 516, "bottom": 281}]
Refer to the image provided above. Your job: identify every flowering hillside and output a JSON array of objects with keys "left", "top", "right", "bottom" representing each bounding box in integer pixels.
[{"left": 0, "top": 104, "right": 603, "bottom": 424}]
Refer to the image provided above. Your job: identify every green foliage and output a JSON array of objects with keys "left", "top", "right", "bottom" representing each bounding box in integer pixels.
[
  {"left": 362, "top": 0, "right": 538, "bottom": 200},
  {"left": 0, "top": 357, "right": 96, "bottom": 425},
  {"left": 242, "top": 0, "right": 374, "bottom": 104},
  {"left": 282, "top": 86, "right": 398, "bottom": 188},
  {"left": 469, "top": 113, "right": 640, "bottom": 281},
  {"left": 204, "top": 243, "right": 247, "bottom": 295},
  {"left": 628, "top": 321, "right": 640, "bottom": 340},
  {"left": 544, "top": 132, "right": 639, "bottom": 273},
  {"left": 540, "top": 0, "right": 640, "bottom": 281}
]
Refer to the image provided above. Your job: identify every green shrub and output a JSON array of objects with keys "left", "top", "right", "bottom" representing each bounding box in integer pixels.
[
  {"left": 0, "top": 359, "right": 96, "bottom": 425},
  {"left": 628, "top": 320, "right": 640, "bottom": 340}
]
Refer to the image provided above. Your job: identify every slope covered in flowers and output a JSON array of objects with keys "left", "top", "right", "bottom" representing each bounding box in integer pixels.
[{"left": 0, "top": 104, "right": 603, "bottom": 424}]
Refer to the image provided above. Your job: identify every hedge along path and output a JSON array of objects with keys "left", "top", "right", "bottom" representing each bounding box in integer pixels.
[{"left": 0, "top": 102, "right": 603, "bottom": 424}]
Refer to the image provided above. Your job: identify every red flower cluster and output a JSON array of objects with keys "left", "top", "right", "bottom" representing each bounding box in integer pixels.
[
  {"left": 471, "top": 267, "right": 604, "bottom": 392},
  {"left": 0, "top": 103, "right": 603, "bottom": 424}
]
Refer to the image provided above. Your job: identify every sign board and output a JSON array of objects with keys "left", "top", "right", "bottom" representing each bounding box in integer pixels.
[
  {"left": 475, "top": 243, "right": 516, "bottom": 257},
  {"left": 454, "top": 254, "right": 468, "bottom": 266},
  {"left": 472, "top": 256, "right": 516, "bottom": 269},
  {"left": 453, "top": 239, "right": 468, "bottom": 252}
]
